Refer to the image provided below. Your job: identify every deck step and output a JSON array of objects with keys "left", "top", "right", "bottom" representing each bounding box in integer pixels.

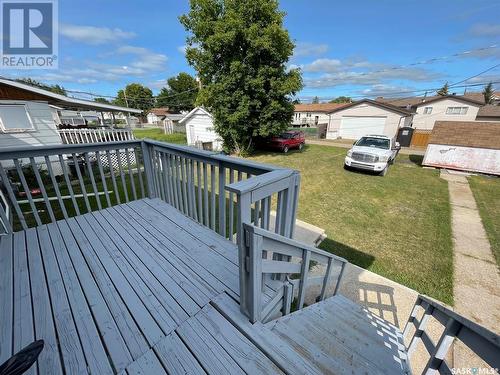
[
  {"left": 212, "top": 293, "right": 410, "bottom": 375},
  {"left": 266, "top": 295, "right": 410, "bottom": 375}
]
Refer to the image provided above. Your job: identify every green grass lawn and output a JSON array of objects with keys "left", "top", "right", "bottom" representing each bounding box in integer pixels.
[
  {"left": 468, "top": 176, "right": 500, "bottom": 268},
  {"left": 249, "top": 144, "right": 454, "bottom": 304},
  {"left": 133, "top": 128, "right": 187, "bottom": 144}
]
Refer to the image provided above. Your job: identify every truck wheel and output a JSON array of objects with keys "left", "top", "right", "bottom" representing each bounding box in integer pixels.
[
  {"left": 298, "top": 143, "right": 304, "bottom": 151},
  {"left": 283, "top": 146, "right": 289, "bottom": 153},
  {"left": 379, "top": 166, "right": 388, "bottom": 176}
]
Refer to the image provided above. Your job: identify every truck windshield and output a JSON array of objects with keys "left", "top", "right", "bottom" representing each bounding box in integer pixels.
[{"left": 355, "top": 137, "right": 390, "bottom": 150}]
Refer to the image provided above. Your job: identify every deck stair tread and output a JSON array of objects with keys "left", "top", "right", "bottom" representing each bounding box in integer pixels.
[{"left": 211, "top": 293, "right": 410, "bottom": 375}]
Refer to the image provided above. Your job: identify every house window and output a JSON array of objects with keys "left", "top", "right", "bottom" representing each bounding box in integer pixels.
[
  {"left": 423, "top": 107, "right": 433, "bottom": 114},
  {"left": 306, "top": 113, "right": 311, "bottom": 117},
  {"left": 0, "top": 105, "right": 34, "bottom": 132},
  {"left": 446, "top": 106, "right": 468, "bottom": 115}
]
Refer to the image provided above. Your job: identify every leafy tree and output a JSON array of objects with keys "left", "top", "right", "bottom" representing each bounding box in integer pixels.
[
  {"left": 94, "top": 97, "right": 110, "bottom": 104},
  {"left": 15, "top": 78, "right": 66, "bottom": 95},
  {"left": 437, "top": 82, "right": 449, "bottom": 96},
  {"left": 113, "top": 83, "right": 153, "bottom": 113},
  {"left": 312, "top": 96, "right": 320, "bottom": 104},
  {"left": 483, "top": 82, "right": 494, "bottom": 104},
  {"left": 329, "top": 96, "right": 352, "bottom": 103},
  {"left": 157, "top": 72, "right": 199, "bottom": 111},
  {"left": 180, "top": 0, "right": 302, "bottom": 155},
  {"left": 292, "top": 98, "right": 301, "bottom": 104}
]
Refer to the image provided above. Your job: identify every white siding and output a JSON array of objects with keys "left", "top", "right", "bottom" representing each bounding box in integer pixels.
[
  {"left": 0, "top": 100, "right": 62, "bottom": 149},
  {"left": 412, "top": 98, "right": 480, "bottom": 130},
  {"left": 327, "top": 102, "right": 409, "bottom": 140},
  {"left": 184, "top": 109, "right": 222, "bottom": 151},
  {"left": 292, "top": 111, "right": 330, "bottom": 126}
]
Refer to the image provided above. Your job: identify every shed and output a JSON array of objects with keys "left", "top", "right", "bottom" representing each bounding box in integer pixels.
[
  {"left": 326, "top": 99, "right": 413, "bottom": 140},
  {"left": 423, "top": 121, "right": 500, "bottom": 175},
  {"left": 180, "top": 107, "right": 222, "bottom": 151}
]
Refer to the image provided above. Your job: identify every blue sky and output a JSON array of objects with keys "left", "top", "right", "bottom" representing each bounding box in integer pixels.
[{"left": 5, "top": 0, "right": 500, "bottom": 102}]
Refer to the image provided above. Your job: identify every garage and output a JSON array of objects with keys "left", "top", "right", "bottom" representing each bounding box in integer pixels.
[
  {"left": 339, "top": 116, "right": 386, "bottom": 139},
  {"left": 325, "top": 99, "right": 413, "bottom": 140}
]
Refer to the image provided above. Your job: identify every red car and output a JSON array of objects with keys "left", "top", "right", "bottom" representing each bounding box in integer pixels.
[{"left": 266, "top": 131, "right": 305, "bottom": 153}]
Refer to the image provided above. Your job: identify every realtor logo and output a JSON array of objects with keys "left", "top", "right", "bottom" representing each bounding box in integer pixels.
[{"left": 1, "top": 0, "right": 58, "bottom": 68}]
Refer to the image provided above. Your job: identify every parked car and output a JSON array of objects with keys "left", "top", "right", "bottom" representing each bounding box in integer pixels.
[
  {"left": 344, "top": 135, "right": 400, "bottom": 176},
  {"left": 263, "top": 131, "right": 305, "bottom": 153}
]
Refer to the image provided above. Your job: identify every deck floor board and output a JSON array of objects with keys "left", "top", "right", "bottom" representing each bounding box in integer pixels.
[{"left": 1, "top": 198, "right": 409, "bottom": 374}]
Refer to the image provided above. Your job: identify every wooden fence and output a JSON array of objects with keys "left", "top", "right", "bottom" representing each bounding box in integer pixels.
[{"left": 410, "top": 129, "right": 432, "bottom": 148}]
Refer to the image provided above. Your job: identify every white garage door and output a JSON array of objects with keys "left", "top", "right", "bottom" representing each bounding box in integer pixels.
[{"left": 339, "top": 116, "right": 386, "bottom": 140}]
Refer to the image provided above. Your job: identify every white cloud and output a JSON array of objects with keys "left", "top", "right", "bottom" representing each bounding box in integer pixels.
[
  {"left": 177, "top": 45, "right": 187, "bottom": 55},
  {"left": 60, "top": 24, "right": 136, "bottom": 45},
  {"left": 148, "top": 79, "right": 168, "bottom": 89},
  {"left": 303, "top": 58, "right": 342, "bottom": 73},
  {"left": 358, "top": 84, "right": 414, "bottom": 97},
  {"left": 116, "top": 45, "right": 168, "bottom": 71},
  {"left": 293, "top": 42, "right": 329, "bottom": 58},
  {"left": 303, "top": 62, "right": 440, "bottom": 88},
  {"left": 468, "top": 24, "right": 500, "bottom": 38}
]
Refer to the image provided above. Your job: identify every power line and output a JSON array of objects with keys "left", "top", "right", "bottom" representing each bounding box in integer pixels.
[
  {"left": 297, "top": 81, "right": 500, "bottom": 102},
  {"left": 449, "top": 63, "right": 500, "bottom": 87}
]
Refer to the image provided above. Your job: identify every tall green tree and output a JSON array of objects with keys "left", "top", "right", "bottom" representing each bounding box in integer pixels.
[
  {"left": 94, "top": 97, "right": 110, "bottom": 104},
  {"left": 329, "top": 96, "right": 352, "bottom": 103},
  {"left": 180, "top": 0, "right": 302, "bottom": 154},
  {"left": 437, "top": 82, "right": 449, "bottom": 96},
  {"left": 16, "top": 78, "right": 66, "bottom": 95},
  {"left": 157, "top": 72, "right": 199, "bottom": 111},
  {"left": 483, "top": 82, "right": 494, "bottom": 104},
  {"left": 113, "top": 83, "right": 153, "bottom": 113},
  {"left": 312, "top": 96, "right": 320, "bottom": 104}
]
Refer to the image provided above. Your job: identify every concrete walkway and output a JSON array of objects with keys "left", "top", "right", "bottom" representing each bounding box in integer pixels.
[
  {"left": 307, "top": 139, "right": 426, "bottom": 155},
  {"left": 440, "top": 170, "right": 500, "bottom": 334}
]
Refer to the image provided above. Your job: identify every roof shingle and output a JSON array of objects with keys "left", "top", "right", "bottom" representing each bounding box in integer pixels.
[{"left": 429, "top": 121, "right": 500, "bottom": 150}]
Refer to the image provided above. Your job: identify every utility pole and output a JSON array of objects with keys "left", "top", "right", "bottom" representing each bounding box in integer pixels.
[{"left": 124, "top": 90, "right": 129, "bottom": 107}]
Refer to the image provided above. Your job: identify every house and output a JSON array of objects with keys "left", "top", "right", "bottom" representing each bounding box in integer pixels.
[
  {"left": 180, "top": 106, "right": 223, "bottom": 151},
  {"left": 423, "top": 121, "right": 500, "bottom": 175},
  {"left": 293, "top": 103, "right": 347, "bottom": 127},
  {"left": 476, "top": 105, "right": 500, "bottom": 122},
  {"left": 376, "top": 94, "right": 484, "bottom": 130},
  {"left": 325, "top": 99, "right": 413, "bottom": 140},
  {"left": 147, "top": 107, "right": 170, "bottom": 125},
  {"left": 0, "top": 77, "right": 141, "bottom": 150}
]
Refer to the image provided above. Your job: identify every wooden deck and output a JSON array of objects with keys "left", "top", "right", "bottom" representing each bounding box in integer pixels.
[{"left": 0, "top": 198, "right": 409, "bottom": 374}]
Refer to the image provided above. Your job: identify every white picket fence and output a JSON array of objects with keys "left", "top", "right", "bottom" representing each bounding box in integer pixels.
[{"left": 58, "top": 128, "right": 135, "bottom": 144}]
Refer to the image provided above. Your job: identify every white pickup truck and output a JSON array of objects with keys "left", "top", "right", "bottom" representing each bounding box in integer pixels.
[{"left": 344, "top": 135, "right": 400, "bottom": 176}]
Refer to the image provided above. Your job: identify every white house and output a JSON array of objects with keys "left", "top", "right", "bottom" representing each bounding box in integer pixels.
[
  {"left": 293, "top": 103, "right": 348, "bottom": 127},
  {"left": 180, "top": 107, "right": 223, "bottom": 151},
  {"left": 326, "top": 99, "right": 413, "bottom": 140},
  {"left": 147, "top": 108, "right": 170, "bottom": 125},
  {"left": 376, "top": 95, "right": 484, "bottom": 130},
  {"left": 0, "top": 78, "right": 141, "bottom": 150}
]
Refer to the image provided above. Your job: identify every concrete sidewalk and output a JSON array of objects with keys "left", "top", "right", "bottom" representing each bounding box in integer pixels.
[
  {"left": 440, "top": 170, "right": 500, "bottom": 333},
  {"left": 306, "top": 139, "right": 426, "bottom": 156}
]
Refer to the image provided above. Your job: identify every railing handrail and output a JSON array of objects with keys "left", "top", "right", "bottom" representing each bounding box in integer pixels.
[
  {"left": 245, "top": 223, "right": 347, "bottom": 264},
  {"left": 146, "top": 138, "right": 281, "bottom": 174},
  {"left": 242, "top": 223, "right": 347, "bottom": 323},
  {"left": 404, "top": 294, "right": 500, "bottom": 373},
  {"left": 0, "top": 140, "right": 142, "bottom": 159}
]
